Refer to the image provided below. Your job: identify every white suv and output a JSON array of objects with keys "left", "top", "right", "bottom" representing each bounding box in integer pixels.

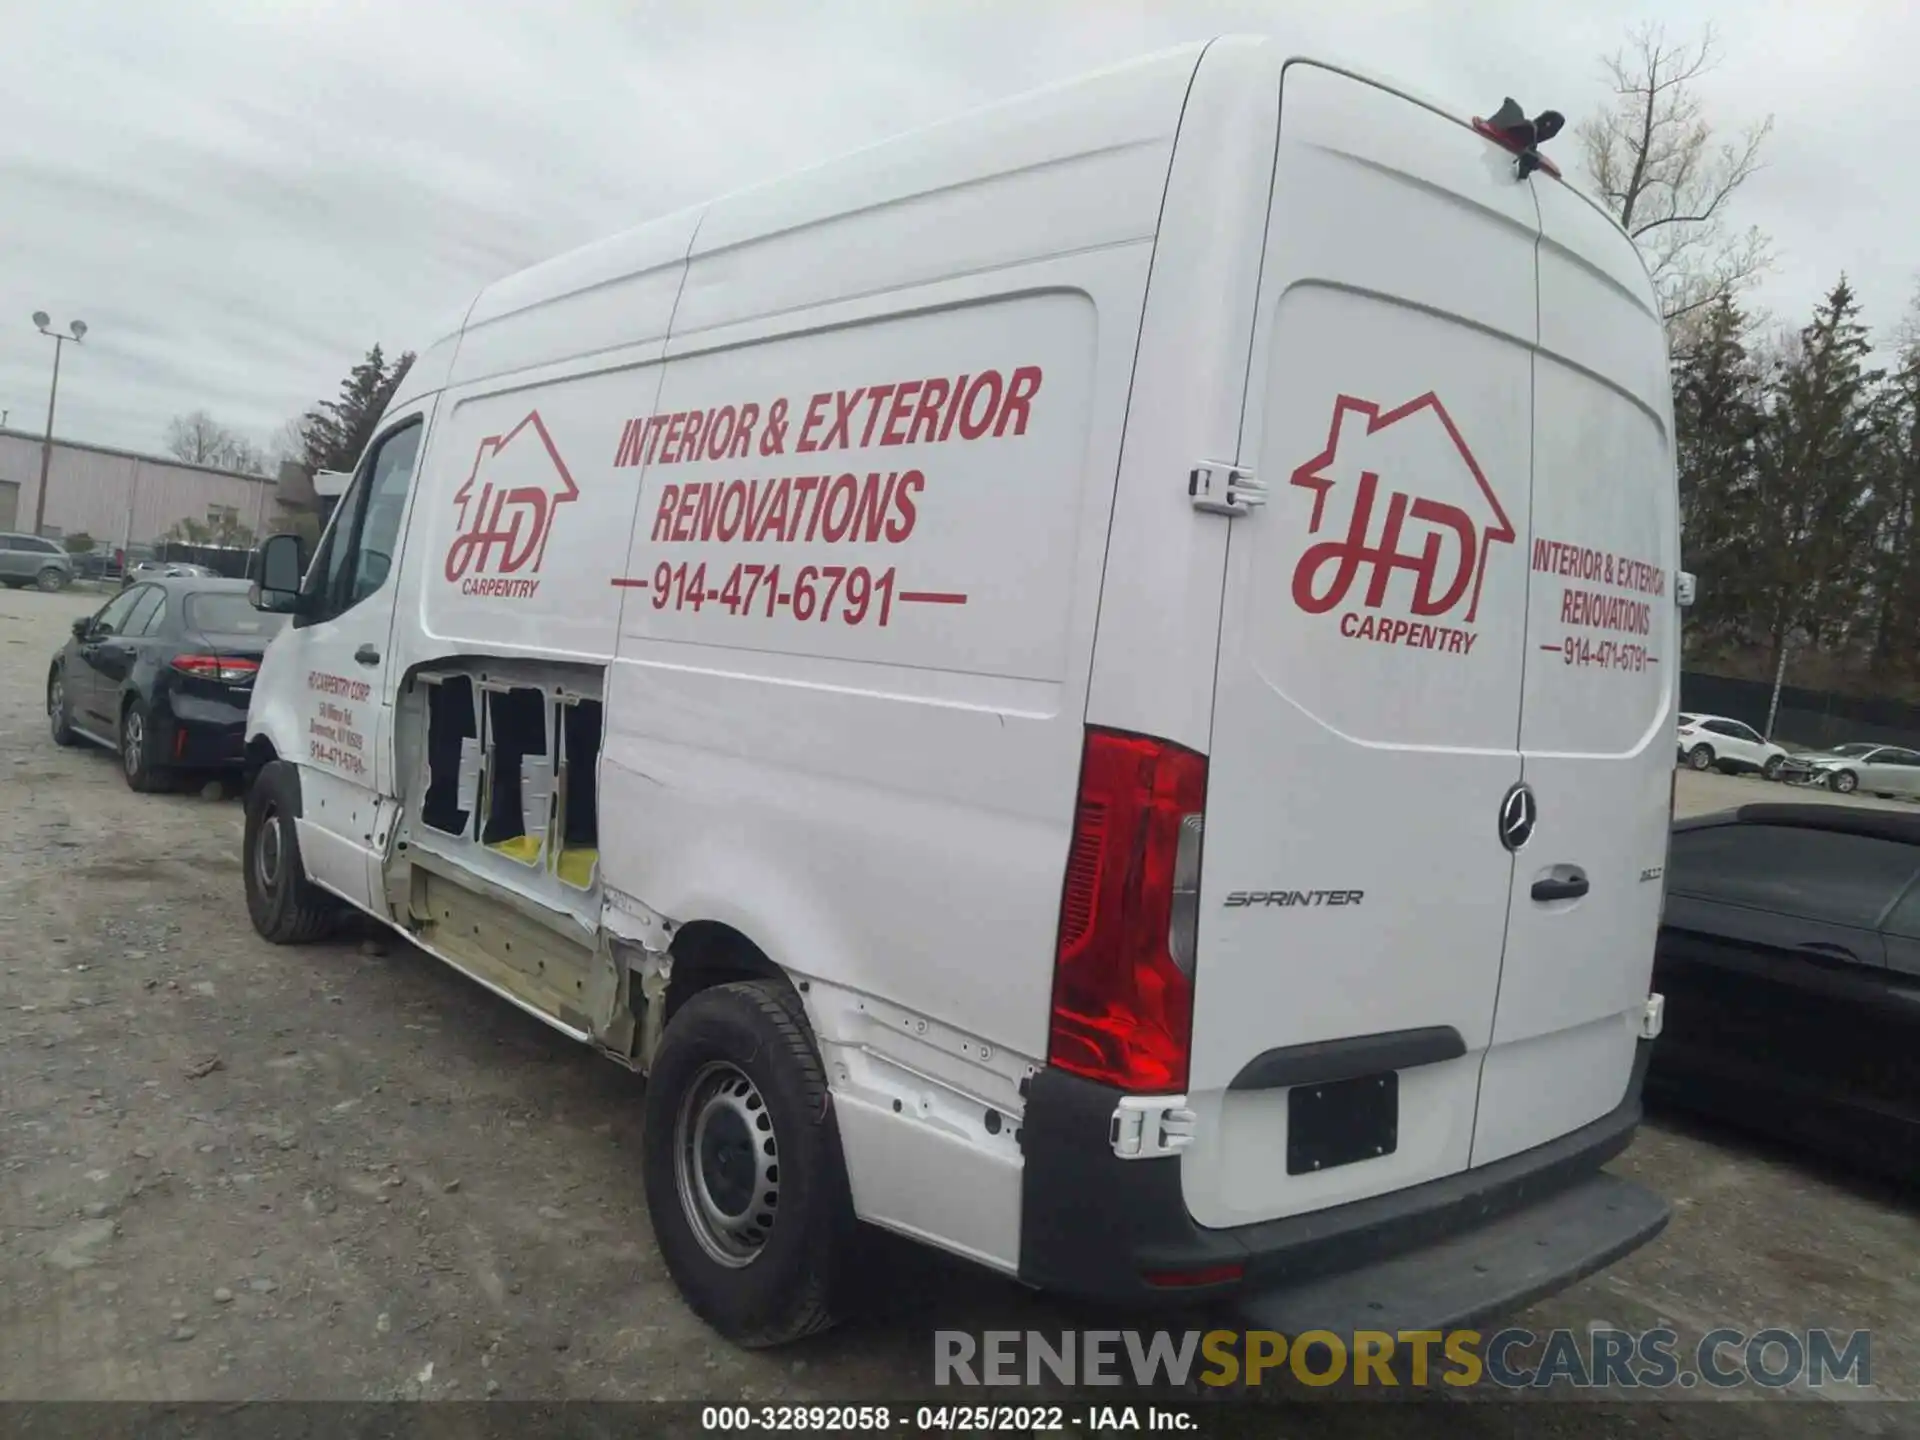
[{"left": 1677, "top": 714, "right": 1788, "bottom": 779}]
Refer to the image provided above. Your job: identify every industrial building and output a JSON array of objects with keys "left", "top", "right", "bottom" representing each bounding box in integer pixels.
[{"left": 0, "top": 428, "right": 285, "bottom": 550}]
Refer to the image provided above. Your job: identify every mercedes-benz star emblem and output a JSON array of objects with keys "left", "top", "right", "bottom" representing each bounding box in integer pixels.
[{"left": 1499, "top": 783, "right": 1537, "bottom": 852}]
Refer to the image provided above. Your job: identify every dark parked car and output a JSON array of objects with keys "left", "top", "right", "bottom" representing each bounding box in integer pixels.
[
  {"left": 1651, "top": 803, "right": 1920, "bottom": 1179},
  {"left": 47, "top": 577, "right": 286, "bottom": 791}
]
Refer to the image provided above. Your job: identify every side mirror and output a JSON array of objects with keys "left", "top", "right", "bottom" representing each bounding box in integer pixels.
[
  {"left": 71, "top": 617, "right": 91, "bottom": 640},
  {"left": 251, "top": 533, "right": 307, "bottom": 615}
]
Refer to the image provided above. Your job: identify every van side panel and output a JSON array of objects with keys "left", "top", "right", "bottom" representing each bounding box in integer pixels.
[
  {"left": 389, "top": 211, "right": 701, "bottom": 670},
  {"left": 598, "top": 49, "right": 1201, "bottom": 1265}
]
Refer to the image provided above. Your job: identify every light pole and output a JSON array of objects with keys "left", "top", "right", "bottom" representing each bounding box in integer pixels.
[{"left": 31, "top": 312, "right": 88, "bottom": 536}]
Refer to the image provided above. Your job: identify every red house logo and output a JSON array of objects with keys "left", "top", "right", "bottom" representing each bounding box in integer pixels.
[
  {"left": 444, "top": 412, "right": 579, "bottom": 594},
  {"left": 1288, "top": 393, "right": 1514, "bottom": 629}
]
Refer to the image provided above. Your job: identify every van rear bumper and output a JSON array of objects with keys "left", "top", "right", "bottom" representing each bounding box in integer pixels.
[{"left": 1017, "top": 1041, "right": 1664, "bottom": 1324}]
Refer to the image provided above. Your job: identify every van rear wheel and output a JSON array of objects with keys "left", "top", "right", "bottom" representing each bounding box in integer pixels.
[
  {"left": 1687, "top": 744, "right": 1715, "bottom": 772},
  {"left": 641, "top": 980, "right": 853, "bottom": 1347},
  {"left": 243, "top": 760, "right": 342, "bottom": 943}
]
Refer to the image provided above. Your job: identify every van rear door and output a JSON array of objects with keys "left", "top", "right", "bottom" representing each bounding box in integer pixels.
[
  {"left": 1182, "top": 63, "right": 1539, "bottom": 1229},
  {"left": 1470, "top": 180, "right": 1676, "bottom": 1165}
]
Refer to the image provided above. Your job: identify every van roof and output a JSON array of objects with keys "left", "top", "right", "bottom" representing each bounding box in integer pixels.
[{"left": 398, "top": 37, "right": 1643, "bottom": 405}]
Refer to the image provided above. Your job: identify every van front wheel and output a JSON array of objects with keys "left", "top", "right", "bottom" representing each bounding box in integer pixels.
[
  {"left": 642, "top": 980, "right": 853, "bottom": 1347},
  {"left": 243, "top": 761, "right": 341, "bottom": 944}
]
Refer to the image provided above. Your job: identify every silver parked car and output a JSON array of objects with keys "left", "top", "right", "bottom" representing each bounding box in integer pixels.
[
  {"left": 0, "top": 533, "right": 73, "bottom": 591},
  {"left": 120, "top": 559, "right": 216, "bottom": 588},
  {"left": 1778, "top": 743, "right": 1920, "bottom": 796}
]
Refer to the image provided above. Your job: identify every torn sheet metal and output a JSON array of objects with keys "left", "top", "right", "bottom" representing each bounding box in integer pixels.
[{"left": 603, "top": 885, "right": 672, "bottom": 951}]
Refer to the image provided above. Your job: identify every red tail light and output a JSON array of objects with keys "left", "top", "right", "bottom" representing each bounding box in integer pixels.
[
  {"left": 172, "top": 654, "right": 259, "bottom": 683},
  {"left": 1048, "top": 727, "right": 1207, "bottom": 1093}
]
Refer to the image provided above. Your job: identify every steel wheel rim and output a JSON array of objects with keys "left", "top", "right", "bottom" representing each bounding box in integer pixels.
[
  {"left": 122, "top": 712, "right": 143, "bottom": 776},
  {"left": 48, "top": 678, "right": 62, "bottom": 731},
  {"left": 673, "top": 1060, "right": 780, "bottom": 1268},
  {"left": 255, "top": 804, "right": 284, "bottom": 891}
]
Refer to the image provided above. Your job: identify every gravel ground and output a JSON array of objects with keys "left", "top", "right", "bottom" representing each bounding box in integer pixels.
[{"left": 1, "top": 583, "right": 1914, "bottom": 1427}]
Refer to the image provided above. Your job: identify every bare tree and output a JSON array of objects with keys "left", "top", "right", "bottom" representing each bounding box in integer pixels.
[
  {"left": 164, "top": 410, "right": 267, "bottom": 475},
  {"left": 266, "top": 415, "right": 310, "bottom": 470},
  {"left": 1578, "top": 23, "right": 1774, "bottom": 327}
]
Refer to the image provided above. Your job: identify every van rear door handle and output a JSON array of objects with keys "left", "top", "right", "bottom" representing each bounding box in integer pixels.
[
  {"left": 354, "top": 644, "right": 381, "bottom": 666},
  {"left": 1531, "top": 875, "right": 1590, "bottom": 902}
]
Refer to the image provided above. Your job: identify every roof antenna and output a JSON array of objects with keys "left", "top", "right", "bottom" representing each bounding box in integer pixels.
[{"left": 1474, "top": 97, "right": 1565, "bottom": 179}]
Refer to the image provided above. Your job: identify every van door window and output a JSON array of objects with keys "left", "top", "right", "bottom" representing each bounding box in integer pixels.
[{"left": 308, "top": 420, "right": 424, "bottom": 623}]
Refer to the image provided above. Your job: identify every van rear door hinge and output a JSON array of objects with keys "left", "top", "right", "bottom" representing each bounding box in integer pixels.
[
  {"left": 1189, "top": 462, "right": 1265, "bottom": 517},
  {"left": 1110, "top": 1095, "right": 1197, "bottom": 1159}
]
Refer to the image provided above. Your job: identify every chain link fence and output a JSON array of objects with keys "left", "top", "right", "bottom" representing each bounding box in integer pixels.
[{"left": 1681, "top": 671, "right": 1920, "bottom": 750}]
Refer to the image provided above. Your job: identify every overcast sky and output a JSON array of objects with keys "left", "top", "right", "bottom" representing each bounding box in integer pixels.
[{"left": 3, "top": 0, "right": 1912, "bottom": 459}]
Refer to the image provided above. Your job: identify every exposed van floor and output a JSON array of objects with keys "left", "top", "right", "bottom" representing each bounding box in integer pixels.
[{"left": 3, "top": 585, "right": 1913, "bottom": 1423}]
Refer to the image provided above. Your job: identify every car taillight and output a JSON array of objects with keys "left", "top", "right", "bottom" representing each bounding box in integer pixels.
[
  {"left": 1048, "top": 727, "right": 1207, "bottom": 1094},
  {"left": 172, "top": 654, "right": 259, "bottom": 683}
]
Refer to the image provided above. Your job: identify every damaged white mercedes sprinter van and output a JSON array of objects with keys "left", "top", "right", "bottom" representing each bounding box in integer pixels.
[{"left": 241, "top": 37, "right": 1676, "bottom": 1346}]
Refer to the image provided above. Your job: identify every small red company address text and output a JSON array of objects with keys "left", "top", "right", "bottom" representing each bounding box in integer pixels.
[
  {"left": 308, "top": 671, "right": 371, "bottom": 703},
  {"left": 638, "top": 561, "right": 965, "bottom": 628},
  {"left": 307, "top": 672, "right": 369, "bottom": 777}
]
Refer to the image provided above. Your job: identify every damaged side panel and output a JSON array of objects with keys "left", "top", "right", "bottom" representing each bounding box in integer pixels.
[
  {"left": 387, "top": 659, "right": 636, "bottom": 1055},
  {"left": 381, "top": 659, "right": 1036, "bottom": 1244}
]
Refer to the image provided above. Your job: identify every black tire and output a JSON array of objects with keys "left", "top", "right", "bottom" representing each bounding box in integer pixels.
[
  {"left": 36, "top": 566, "right": 66, "bottom": 592},
  {"left": 1830, "top": 769, "right": 1859, "bottom": 795},
  {"left": 47, "top": 669, "right": 79, "bottom": 748},
  {"left": 641, "top": 979, "right": 854, "bottom": 1348},
  {"left": 1687, "top": 744, "right": 1715, "bottom": 772},
  {"left": 243, "top": 759, "right": 341, "bottom": 943},
  {"left": 119, "top": 698, "right": 167, "bottom": 793},
  {"left": 1762, "top": 755, "right": 1784, "bottom": 782}
]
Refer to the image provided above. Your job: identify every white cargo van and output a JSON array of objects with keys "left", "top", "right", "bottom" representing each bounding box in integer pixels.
[{"left": 240, "top": 38, "right": 1676, "bottom": 1346}]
